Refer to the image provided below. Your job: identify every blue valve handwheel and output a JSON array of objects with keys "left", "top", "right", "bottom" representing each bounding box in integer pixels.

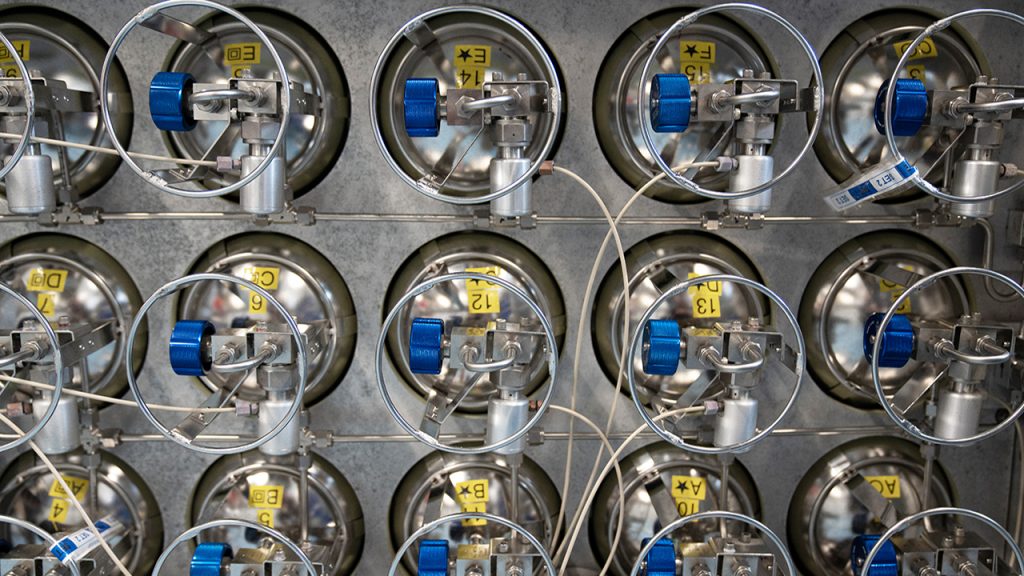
[
  {"left": 169, "top": 320, "right": 215, "bottom": 376},
  {"left": 874, "top": 78, "right": 928, "bottom": 137},
  {"left": 864, "top": 312, "right": 915, "bottom": 369},
  {"left": 417, "top": 539, "right": 449, "bottom": 576},
  {"left": 409, "top": 317, "right": 445, "bottom": 374},
  {"left": 404, "top": 78, "right": 441, "bottom": 138},
  {"left": 150, "top": 71, "right": 197, "bottom": 132},
  {"left": 642, "top": 319, "right": 681, "bottom": 376},
  {"left": 642, "top": 538, "right": 676, "bottom": 576},
  {"left": 190, "top": 542, "right": 232, "bottom": 576},
  {"left": 851, "top": 534, "right": 898, "bottom": 576},
  {"left": 650, "top": 74, "right": 691, "bottom": 133}
]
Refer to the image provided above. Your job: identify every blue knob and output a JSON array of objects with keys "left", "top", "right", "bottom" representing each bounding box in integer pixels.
[
  {"left": 409, "top": 317, "right": 445, "bottom": 374},
  {"left": 642, "top": 538, "right": 676, "bottom": 576},
  {"left": 190, "top": 542, "right": 232, "bottom": 576},
  {"left": 417, "top": 539, "right": 449, "bottom": 576},
  {"left": 650, "top": 74, "right": 691, "bottom": 133},
  {"left": 851, "top": 534, "right": 898, "bottom": 576},
  {"left": 169, "top": 320, "right": 215, "bottom": 376},
  {"left": 642, "top": 319, "right": 681, "bottom": 376},
  {"left": 150, "top": 71, "right": 197, "bottom": 132},
  {"left": 874, "top": 78, "right": 927, "bottom": 137},
  {"left": 404, "top": 78, "right": 441, "bottom": 137},
  {"left": 863, "top": 312, "right": 915, "bottom": 369}
]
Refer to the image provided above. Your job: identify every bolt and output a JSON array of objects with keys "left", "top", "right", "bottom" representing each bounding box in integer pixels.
[
  {"left": 517, "top": 72, "right": 528, "bottom": 81},
  {"left": 498, "top": 539, "right": 510, "bottom": 553},
  {"left": 723, "top": 540, "right": 736, "bottom": 554},
  {"left": 492, "top": 72, "right": 504, "bottom": 82}
]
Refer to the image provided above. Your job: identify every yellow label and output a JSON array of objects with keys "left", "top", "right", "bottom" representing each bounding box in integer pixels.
[
  {"left": 907, "top": 64, "right": 926, "bottom": 82},
  {"left": 256, "top": 509, "right": 274, "bottom": 528},
  {"left": 865, "top": 475, "right": 901, "bottom": 499},
  {"left": 466, "top": 266, "right": 501, "bottom": 314},
  {"left": 48, "top": 498, "right": 70, "bottom": 524},
  {"left": 675, "top": 498, "right": 701, "bottom": 517},
  {"left": 454, "top": 44, "right": 491, "bottom": 89},
  {"left": 243, "top": 266, "right": 280, "bottom": 290},
  {"left": 36, "top": 293, "right": 56, "bottom": 319},
  {"left": 26, "top": 269, "right": 68, "bottom": 293},
  {"left": 688, "top": 272, "right": 722, "bottom": 319},
  {"left": 48, "top": 475, "right": 88, "bottom": 501},
  {"left": 460, "top": 501, "right": 487, "bottom": 527},
  {"left": 455, "top": 479, "right": 489, "bottom": 504},
  {"left": 679, "top": 40, "right": 715, "bottom": 85},
  {"left": 894, "top": 37, "right": 937, "bottom": 61},
  {"left": 0, "top": 40, "right": 30, "bottom": 63},
  {"left": 671, "top": 475, "right": 708, "bottom": 500},
  {"left": 223, "top": 43, "right": 261, "bottom": 66},
  {"left": 248, "top": 485, "right": 284, "bottom": 509},
  {"left": 878, "top": 276, "right": 911, "bottom": 314},
  {"left": 243, "top": 266, "right": 279, "bottom": 314}
]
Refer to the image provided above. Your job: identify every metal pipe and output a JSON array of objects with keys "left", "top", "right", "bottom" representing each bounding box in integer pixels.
[
  {"left": 461, "top": 93, "right": 518, "bottom": 113},
  {"left": 974, "top": 217, "right": 1020, "bottom": 302},
  {"left": 190, "top": 88, "right": 258, "bottom": 105},
  {"left": 952, "top": 97, "right": 1024, "bottom": 115}
]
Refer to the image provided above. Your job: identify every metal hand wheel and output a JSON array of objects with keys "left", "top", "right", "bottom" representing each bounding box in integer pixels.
[
  {"left": 98, "top": 0, "right": 290, "bottom": 198},
  {"left": 125, "top": 272, "right": 307, "bottom": 454},
  {"left": 376, "top": 272, "right": 558, "bottom": 455},
  {"left": 627, "top": 274, "right": 805, "bottom": 454},
  {"left": 636, "top": 3, "right": 824, "bottom": 200}
]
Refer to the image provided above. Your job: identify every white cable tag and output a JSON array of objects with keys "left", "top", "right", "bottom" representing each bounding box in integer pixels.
[
  {"left": 825, "top": 160, "right": 916, "bottom": 211},
  {"left": 49, "top": 515, "right": 125, "bottom": 565}
]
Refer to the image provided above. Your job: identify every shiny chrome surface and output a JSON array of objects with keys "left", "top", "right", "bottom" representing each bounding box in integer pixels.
[
  {"left": 0, "top": 449, "right": 164, "bottom": 575},
  {"left": 799, "top": 231, "right": 968, "bottom": 408},
  {"left": 589, "top": 442, "right": 760, "bottom": 575},
  {"left": 163, "top": 7, "right": 348, "bottom": 197},
  {"left": 178, "top": 233, "right": 357, "bottom": 405},
  {"left": 0, "top": 7, "right": 133, "bottom": 200},
  {"left": 0, "top": 233, "right": 145, "bottom": 399},
  {"left": 389, "top": 451, "right": 559, "bottom": 574},
  {"left": 787, "top": 437, "right": 956, "bottom": 576},
  {"left": 189, "top": 450, "right": 364, "bottom": 576},
  {"left": 374, "top": 8, "right": 563, "bottom": 197},
  {"left": 813, "top": 9, "right": 985, "bottom": 193},
  {"left": 594, "top": 9, "right": 773, "bottom": 203},
  {"left": 592, "top": 232, "right": 764, "bottom": 412},
  {"left": 384, "top": 231, "right": 565, "bottom": 412}
]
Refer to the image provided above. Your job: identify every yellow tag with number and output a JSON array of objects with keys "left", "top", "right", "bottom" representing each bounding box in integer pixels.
[
  {"left": 224, "top": 42, "right": 261, "bottom": 78},
  {"left": 878, "top": 275, "right": 912, "bottom": 314},
  {"left": 454, "top": 44, "right": 491, "bottom": 89},
  {"left": 0, "top": 39, "right": 29, "bottom": 78},
  {"left": 894, "top": 37, "right": 937, "bottom": 61},
  {"left": 679, "top": 40, "right": 715, "bottom": 85},
  {"left": 671, "top": 475, "right": 708, "bottom": 517},
  {"left": 248, "top": 485, "right": 284, "bottom": 509},
  {"left": 256, "top": 509, "right": 274, "bottom": 528},
  {"left": 454, "top": 479, "right": 489, "bottom": 504},
  {"left": 688, "top": 272, "right": 722, "bottom": 319},
  {"left": 48, "top": 499, "right": 70, "bottom": 523},
  {"left": 865, "top": 475, "right": 901, "bottom": 499},
  {"left": 36, "top": 293, "right": 56, "bottom": 318},
  {"left": 243, "top": 266, "right": 279, "bottom": 314},
  {"left": 26, "top": 269, "right": 67, "bottom": 292},
  {"left": 466, "top": 266, "right": 501, "bottom": 314},
  {"left": 48, "top": 475, "right": 88, "bottom": 501},
  {"left": 460, "top": 501, "right": 487, "bottom": 527}
]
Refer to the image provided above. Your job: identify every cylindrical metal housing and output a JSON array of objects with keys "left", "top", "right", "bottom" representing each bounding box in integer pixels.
[
  {"left": 32, "top": 392, "right": 80, "bottom": 455},
  {"left": 240, "top": 154, "right": 286, "bottom": 215},
  {"left": 714, "top": 396, "right": 758, "bottom": 449},
  {"left": 950, "top": 157, "right": 998, "bottom": 218},
  {"left": 5, "top": 154, "right": 56, "bottom": 214},
  {"left": 934, "top": 387, "right": 984, "bottom": 440},
  {"left": 949, "top": 158, "right": 998, "bottom": 218},
  {"left": 258, "top": 396, "right": 301, "bottom": 456},
  {"left": 490, "top": 155, "right": 532, "bottom": 218},
  {"left": 486, "top": 396, "right": 529, "bottom": 456},
  {"left": 727, "top": 154, "right": 772, "bottom": 214}
]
